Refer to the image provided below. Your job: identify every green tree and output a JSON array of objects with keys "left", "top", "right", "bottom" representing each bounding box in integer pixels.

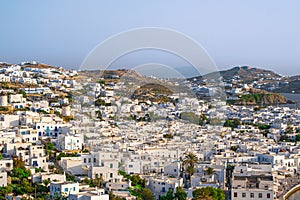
[
  {"left": 11, "top": 167, "right": 31, "bottom": 181},
  {"left": 45, "top": 142, "right": 54, "bottom": 151},
  {"left": 230, "top": 146, "right": 238, "bottom": 152},
  {"left": 66, "top": 174, "right": 76, "bottom": 182},
  {"left": 160, "top": 189, "right": 174, "bottom": 200},
  {"left": 131, "top": 174, "right": 145, "bottom": 187},
  {"left": 192, "top": 187, "right": 225, "bottom": 200},
  {"left": 199, "top": 114, "right": 208, "bottom": 125},
  {"left": 141, "top": 188, "right": 154, "bottom": 200},
  {"left": 174, "top": 187, "right": 187, "bottom": 200},
  {"left": 0, "top": 185, "right": 13, "bottom": 197},
  {"left": 35, "top": 167, "right": 43, "bottom": 173},
  {"left": 92, "top": 176, "right": 103, "bottom": 188},
  {"left": 18, "top": 90, "right": 27, "bottom": 98},
  {"left": 224, "top": 119, "right": 240, "bottom": 130},
  {"left": 95, "top": 99, "right": 106, "bottom": 107},
  {"left": 13, "top": 157, "right": 25, "bottom": 168},
  {"left": 95, "top": 110, "right": 102, "bottom": 119},
  {"left": 12, "top": 178, "right": 34, "bottom": 195},
  {"left": 258, "top": 124, "right": 271, "bottom": 130},
  {"left": 163, "top": 134, "right": 173, "bottom": 139}
]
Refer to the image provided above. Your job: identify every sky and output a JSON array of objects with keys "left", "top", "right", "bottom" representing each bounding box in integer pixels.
[{"left": 1, "top": 0, "right": 300, "bottom": 76}]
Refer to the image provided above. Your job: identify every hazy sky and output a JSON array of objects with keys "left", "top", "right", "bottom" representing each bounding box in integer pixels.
[{"left": 1, "top": 1, "right": 300, "bottom": 75}]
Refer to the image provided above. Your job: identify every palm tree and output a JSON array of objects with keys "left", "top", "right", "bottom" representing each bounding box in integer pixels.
[
  {"left": 43, "top": 179, "right": 51, "bottom": 187},
  {"left": 183, "top": 152, "right": 199, "bottom": 186},
  {"left": 206, "top": 167, "right": 215, "bottom": 175}
]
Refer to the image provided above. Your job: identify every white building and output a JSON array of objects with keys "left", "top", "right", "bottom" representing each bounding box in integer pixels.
[
  {"left": 57, "top": 134, "right": 83, "bottom": 151},
  {"left": 231, "top": 164, "right": 274, "bottom": 200},
  {"left": 0, "top": 172, "right": 7, "bottom": 187},
  {"left": 50, "top": 182, "right": 79, "bottom": 197},
  {"left": 0, "top": 96, "right": 8, "bottom": 106},
  {"left": 148, "top": 177, "right": 184, "bottom": 200},
  {"left": 0, "top": 115, "right": 19, "bottom": 129},
  {"left": 69, "top": 188, "right": 109, "bottom": 200}
]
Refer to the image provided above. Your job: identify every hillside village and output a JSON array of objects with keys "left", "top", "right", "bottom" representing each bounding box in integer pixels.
[{"left": 0, "top": 62, "right": 299, "bottom": 200}]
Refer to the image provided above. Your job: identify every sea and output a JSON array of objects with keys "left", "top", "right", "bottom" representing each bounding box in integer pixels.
[
  {"left": 281, "top": 93, "right": 300, "bottom": 104},
  {"left": 280, "top": 93, "right": 300, "bottom": 109}
]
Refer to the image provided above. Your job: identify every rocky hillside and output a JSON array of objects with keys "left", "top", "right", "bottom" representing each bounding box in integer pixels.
[{"left": 229, "top": 89, "right": 291, "bottom": 105}]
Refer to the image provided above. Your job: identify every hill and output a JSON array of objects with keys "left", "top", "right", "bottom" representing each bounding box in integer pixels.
[
  {"left": 203, "top": 66, "right": 282, "bottom": 82},
  {"left": 21, "top": 63, "right": 58, "bottom": 69},
  {"left": 273, "top": 79, "right": 300, "bottom": 93},
  {"left": 231, "top": 90, "right": 289, "bottom": 105},
  {"left": 0, "top": 62, "right": 58, "bottom": 70}
]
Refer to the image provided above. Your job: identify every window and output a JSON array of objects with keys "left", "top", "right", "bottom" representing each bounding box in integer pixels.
[
  {"left": 110, "top": 163, "right": 113, "bottom": 168},
  {"left": 242, "top": 193, "right": 246, "bottom": 197},
  {"left": 110, "top": 173, "right": 113, "bottom": 178},
  {"left": 259, "top": 193, "right": 262, "bottom": 198},
  {"left": 73, "top": 187, "right": 76, "bottom": 191},
  {"left": 84, "top": 158, "right": 86, "bottom": 163},
  {"left": 267, "top": 193, "right": 270, "bottom": 198},
  {"left": 88, "top": 158, "right": 91, "bottom": 163},
  {"left": 94, "top": 158, "right": 96, "bottom": 163},
  {"left": 250, "top": 193, "right": 254, "bottom": 198},
  {"left": 64, "top": 188, "right": 68, "bottom": 192},
  {"left": 129, "top": 165, "right": 133, "bottom": 168},
  {"left": 234, "top": 192, "right": 237, "bottom": 197}
]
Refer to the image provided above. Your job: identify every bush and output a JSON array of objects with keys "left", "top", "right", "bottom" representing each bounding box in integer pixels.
[
  {"left": 224, "top": 119, "right": 240, "bottom": 130},
  {"left": 192, "top": 187, "right": 225, "bottom": 200}
]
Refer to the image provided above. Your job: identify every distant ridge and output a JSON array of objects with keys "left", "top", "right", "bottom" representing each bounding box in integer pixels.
[
  {"left": 0, "top": 62, "right": 58, "bottom": 70},
  {"left": 202, "top": 65, "right": 282, "bottom": 81},
  {"left": 188, "top": 65, "right": 300, "bottom": 94}
]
